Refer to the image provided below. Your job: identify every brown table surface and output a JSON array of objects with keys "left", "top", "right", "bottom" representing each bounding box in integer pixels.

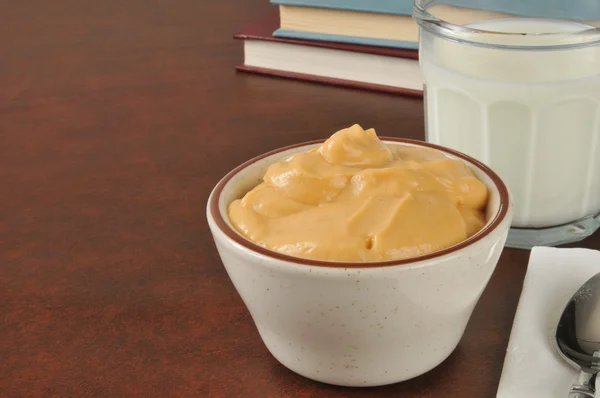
[{"left": 2, "top": 1, "right": 599, "bottom": 397}]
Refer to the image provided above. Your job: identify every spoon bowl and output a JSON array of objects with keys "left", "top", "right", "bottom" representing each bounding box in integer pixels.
[{"left": 556, "top": 272, "right": 600, "bottom": 397}]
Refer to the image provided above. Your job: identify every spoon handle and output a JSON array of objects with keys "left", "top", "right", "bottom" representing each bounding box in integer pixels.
[{"left": 568, "top": 370, "right": 596, "bottom": 398}]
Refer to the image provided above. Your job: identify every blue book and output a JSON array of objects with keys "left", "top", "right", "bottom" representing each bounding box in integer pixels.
[
  {"left": 271, "top": 0, "right": 413, "bottom": 16},
  {"left": 272, "top": 0, "right": 418, "bottom": 50},
  {"left": 272, "top": 0, "right": 600, "bottom": 20},
  {"left": 273, "top": 30, "right": 419, "bottom": 51}
]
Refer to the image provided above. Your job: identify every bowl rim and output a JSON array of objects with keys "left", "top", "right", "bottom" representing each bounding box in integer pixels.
[
  {"left": 208, "top": 137, "right": 511, "bottom": 268},
  {"left": 412, "top": 0, "right": 600, "bottom": 51}
]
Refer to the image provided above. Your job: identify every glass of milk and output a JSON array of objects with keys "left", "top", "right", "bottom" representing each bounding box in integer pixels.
[{"left": 413, "top": 0, "right": 600, "bottom": 248}]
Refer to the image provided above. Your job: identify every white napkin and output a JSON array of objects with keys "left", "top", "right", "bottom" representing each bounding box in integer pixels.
[{"left": 496, "top": 247, "right": 600, "bottom": 398}]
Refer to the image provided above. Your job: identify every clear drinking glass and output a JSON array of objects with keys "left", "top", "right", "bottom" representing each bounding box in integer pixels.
[{"left": 413, "top": 0, "right": 600, "bottom": 249}]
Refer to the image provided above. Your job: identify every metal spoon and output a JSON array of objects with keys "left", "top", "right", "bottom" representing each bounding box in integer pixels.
[{"left": 556, "top": 272, "right": 600, "bottom": 398}]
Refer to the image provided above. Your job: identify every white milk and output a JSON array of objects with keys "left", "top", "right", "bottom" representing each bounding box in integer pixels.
[{"left": 420, "top": 19, "right": 600, "bottom": 228}]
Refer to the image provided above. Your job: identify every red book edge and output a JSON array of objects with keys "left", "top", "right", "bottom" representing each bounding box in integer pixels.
[
  {"left": 233, "top": 11, "right": 419, "bottom": 60},
  {"left": 234, "top": 12, "right": 423, "bottom": 97},
  {"left": 236, "top": 65, "right": 423, "bottom": 98}
]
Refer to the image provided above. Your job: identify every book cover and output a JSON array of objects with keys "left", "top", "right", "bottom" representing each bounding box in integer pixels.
[
  {"left": 236, "top": 65, "right": 423, "bottom": 98},
  {"left": 446, "top": 0, "right": 600, "bottom": 21}
]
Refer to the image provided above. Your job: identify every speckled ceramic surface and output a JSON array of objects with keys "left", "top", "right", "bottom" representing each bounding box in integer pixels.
[{"left": 207, "top": 139, "right": 513, "bottom": 387}]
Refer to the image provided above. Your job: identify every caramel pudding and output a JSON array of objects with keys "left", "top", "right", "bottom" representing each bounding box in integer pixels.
[{"left": 228, "top": 125, "right": 489, "bottom": 262}]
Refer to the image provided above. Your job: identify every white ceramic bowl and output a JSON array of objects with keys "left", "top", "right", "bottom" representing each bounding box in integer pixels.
[{"left": 207, "top": 138, "right": 513, "bottom": 387}]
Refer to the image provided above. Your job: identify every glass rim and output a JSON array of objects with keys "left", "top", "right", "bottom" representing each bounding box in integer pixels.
[{"left": 413, "top": 0, "right": 600, "bottom": 50}]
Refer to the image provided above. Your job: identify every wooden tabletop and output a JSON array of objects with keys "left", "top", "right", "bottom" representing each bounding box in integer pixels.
[{"left": 2, "top": 1, "right": 599, "bottom": 397}]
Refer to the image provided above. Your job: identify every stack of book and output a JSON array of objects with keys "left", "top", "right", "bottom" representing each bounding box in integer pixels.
[
  {"left": 234, "top": 0, "right": 600, "bottom": 96},
  {"left": 234, "top": 0, "right": 423, "bottom": 97}
]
